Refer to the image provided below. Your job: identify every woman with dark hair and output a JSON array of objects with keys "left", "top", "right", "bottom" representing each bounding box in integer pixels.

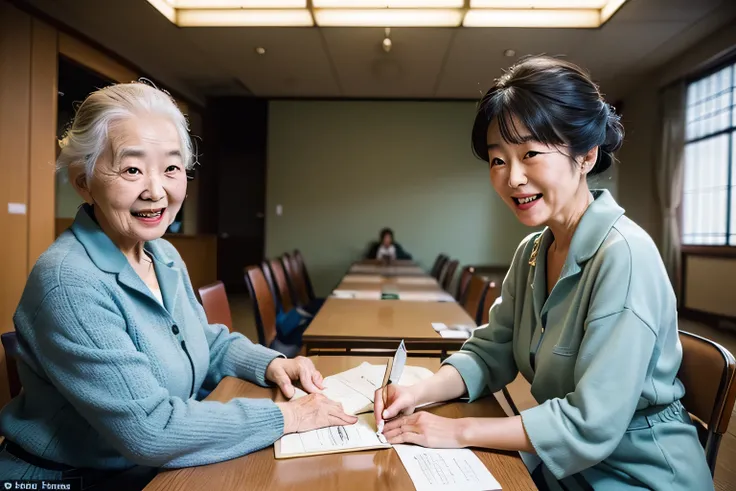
[
  {"left": 373, "top": 56, "right": 712, "bottom": 490},
  {"left": 366, "top": 227, "right": 413, "bottom": 260}
]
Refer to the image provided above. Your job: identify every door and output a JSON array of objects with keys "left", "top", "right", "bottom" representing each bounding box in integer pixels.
[{"left": 204, "top": 98, "right": 267, "bottom": 294}]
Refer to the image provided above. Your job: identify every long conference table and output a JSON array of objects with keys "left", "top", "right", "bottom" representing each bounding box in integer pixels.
[
  {"left": 302, "top": 260, "right": 476, "bottom": 357},
  {"left": 144, "top": 260, "right": 537, "bottom": 490}
]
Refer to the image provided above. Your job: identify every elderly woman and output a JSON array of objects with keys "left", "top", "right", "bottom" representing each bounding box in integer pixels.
[
  {"left": 374, "top": 57, "right": 714, "bottom": 490},
  {"left": 0, "top": 82, "right": 356, "bottom": 489}
]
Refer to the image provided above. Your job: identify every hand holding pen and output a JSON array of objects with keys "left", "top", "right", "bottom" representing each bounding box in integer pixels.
[{"left": 373, "top": 383, "right": 419, "bottom": 434}]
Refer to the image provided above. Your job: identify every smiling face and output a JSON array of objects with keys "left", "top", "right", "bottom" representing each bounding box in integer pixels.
[
  {"left": 72, "top": 114, "right": 188, "bottom": 249},
  {"left": 486, "top": 116, "right": 596, "bottom": 228}
]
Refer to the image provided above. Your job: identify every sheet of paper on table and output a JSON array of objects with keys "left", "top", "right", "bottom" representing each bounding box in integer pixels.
[
  {"left": 275, "top": 413, "right": 390, "bottom": 459},
  {"left": 393, "top": 444, "right": 502, "bottom": 491},
  {"left": 395, "top": 276, "right": 438, "bottom": 285},
  {"left": 399, "top": 291, "right": 455, "bottom": 302},
  {"left": 332, "top": 290, "right": 382, "bottom": 300},
  {"left": 290, "top": 361, "right": 434, "bottom": 416},
  {"left": 431, "top": 322, "right": 478, "bottom": 339},
  {"left": 342, "top": 274, "right": 384, "bottom": 283}
]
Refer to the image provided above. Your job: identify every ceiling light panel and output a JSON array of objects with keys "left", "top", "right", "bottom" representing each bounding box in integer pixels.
[
  {"left": 177, "top": 9, "right": 314, "bottom": 26},
  {"left": 463, "top": 9, "right": 600, "bottom": 27},
  {"left": 314, "top": 8, "right": 463, "bottom": 26},
  {"left": 470, "top": 0, "right": 606, "bottom": 7},
  {"left": 600, "top": 0, "right": 627, "bottom": 22},
  {"left": 313, "top": 0, "right": 464, "bottom": 7},
  {"left": 172, "top": 0, "right": 307, "bottom": 7},
  {"left": 147, "top": 0, "right": 177, "bottom": 22}
]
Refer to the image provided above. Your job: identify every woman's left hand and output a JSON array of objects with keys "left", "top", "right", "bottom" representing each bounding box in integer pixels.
[
  {"left": 266, "top": 356, "right": 324, "bottom": 398},
  {"left": 382, "top": 412, "right": 466, "bottom": 448}
]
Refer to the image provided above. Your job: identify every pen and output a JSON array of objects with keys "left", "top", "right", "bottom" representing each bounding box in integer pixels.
[{"left": 377, "top": 380, "right": 391, "bottom": 434}]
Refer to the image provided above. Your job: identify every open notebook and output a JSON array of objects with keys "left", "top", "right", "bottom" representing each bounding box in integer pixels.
[{"left": 274, "top": 361, "right": 433, "bottom": 459}]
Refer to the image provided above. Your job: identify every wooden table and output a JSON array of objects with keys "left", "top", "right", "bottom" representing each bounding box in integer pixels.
[
  {"left": 144, "top": 356, "right": 537, "bottom": 491},
  {"left": 337, "top": 275, "right": 444, "bottom": 294},
  {"left": 348, "top": 263, "right": 426, "bottom": 277},
  {"left": 302, "top": 297, "right": 474, "bottom": 356}
]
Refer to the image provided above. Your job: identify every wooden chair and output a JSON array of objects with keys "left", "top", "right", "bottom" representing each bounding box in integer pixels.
[
  {"left": 441, "top": 259, "right": 459, "bottom": 292},
  {"left": 287, "top": 253, "right": 326, "bottom": 311},
  {"left": 678, "top": 330, "right": 736, "bottom": 475},
  {"left": 197, "top": 281, "right": 233, "bottom": 332},
  {"left": 266, "top": 258, "right": 295, "bottom": 312},
  {"left": 480, "top": 281, "right": 501, "bottom": 325},
  {"left": 243, "top": 266, "right": 300, "bottom": 358},
  {"left": 1, "top": 331, "right": 22, "bottom": 399},
  {"left": 293, "top": 249, "right": 316, "bottom": 302},
  {"left": 461, "top": 274, "right": 491, "bottom": 325},
  {"left": 430, "top": 254, "right": 448, "bottom": 279},
  {"left": 456, "top": 266, "right": 475, "bottom": 303},
  {"left": 282, "top": 253, "right": 310, "bottom": 307},
  {"left": 261, "top": 260, "right": 279, "bottom": 307}
]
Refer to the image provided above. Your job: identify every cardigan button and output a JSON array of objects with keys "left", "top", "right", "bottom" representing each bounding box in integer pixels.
[{"left": 172, "top": 325, "right": 180, "bottom": 335}]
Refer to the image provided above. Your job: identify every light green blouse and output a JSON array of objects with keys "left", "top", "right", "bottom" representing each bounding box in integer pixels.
[{"left": 444, "top": 189, "right": 713, "bottom": 490}]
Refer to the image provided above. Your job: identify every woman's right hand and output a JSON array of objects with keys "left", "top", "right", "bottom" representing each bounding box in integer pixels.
[
  {"left": 374, "top": 384, "right": 420, "bottom": 429},
  {"left": 276, "top": 393, "right": 358, "bottom": 434}
]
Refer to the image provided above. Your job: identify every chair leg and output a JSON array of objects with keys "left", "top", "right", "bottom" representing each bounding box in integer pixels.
[{"left": 705, "top": 433, "right": 721, "bottom": 477}]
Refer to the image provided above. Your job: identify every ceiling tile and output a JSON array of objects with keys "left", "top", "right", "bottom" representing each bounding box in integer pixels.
[
  {"left": 320, "top": 27, "right": 455, "bottom": 98},
  {"left": 435, "top": 28, "right": 589, "bottom": 99},
  {"left": 183, "top": 27, "right": 340, "bottom": 97}
]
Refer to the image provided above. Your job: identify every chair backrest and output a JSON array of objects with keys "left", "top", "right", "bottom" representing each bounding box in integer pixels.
[
  {"left": 677, "top": 330, "right": 736, "bottom": 474},
  {"left": 456, "top": 265, "right": 475, "bottom": 302},
  {"left": 1, "top": 331, "right": 22, "bottom": 399},
  {"left": 480, "top": 281, "right": 500, "bottom": 324},
  {"left": 436, "top": 260, "right": 451, "bottom": 287},
  {"left": 261, "top": 259, "right": 278, "bottom": 305},
  {"left": 282, "top": 253, "right": 310, "bottom": 306},
  {"left": 293, "top": 249, "right": 316, "bottom": 301},
  {"left": 243, "top": 266, "right": 278, "bottom": 347},
  {"left": 441, "top": 260, "right": 460, "bottom": 292},
  {"left": 197, "top": 281, "right": 233, "bottom": 332},
  {"left": 267, "top": 258, "right": 294, "bottom": 312},
  {"left": 430, "top": 254, "right": 448, "bottom": 279},
  {"left": 462, "top": 275, "right": 490, "bottom": 324}
]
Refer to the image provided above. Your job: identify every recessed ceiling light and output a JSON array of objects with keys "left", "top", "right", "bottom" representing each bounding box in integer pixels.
[
  {"left": 463, "top": 9, "right": 599, "bottom": 27},
  {"left": 255, "top": 47, "right": 266, "bottom": 55},
  {"left": 314, "top": 8, "right": 463, "bottom": 27},
  {"left": 503, "top": 49, "right": 516, "bottom": 57},
  {"left": 470, "top": 0, "right": 606, "bottom": 6},
  {"left": 176, "top": 9, "right": 314, "bottom": 26},
  {"left": 313, "top": 0, "right": 463, "bottom": 6},
  {"left": 173, "top": 0, "right": 307, "bottom": 7},
  {"left": 146, "top": 0, "right": 628, "bottom": 28}
]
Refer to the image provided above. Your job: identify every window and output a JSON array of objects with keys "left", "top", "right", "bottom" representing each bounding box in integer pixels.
[{"left": 682, "top": 61, "right": 736, "bottom": 245}]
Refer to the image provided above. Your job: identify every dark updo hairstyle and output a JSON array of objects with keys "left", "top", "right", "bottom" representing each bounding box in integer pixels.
[{"left": 471, "top": 55, "right": 624, "bottom": 176}]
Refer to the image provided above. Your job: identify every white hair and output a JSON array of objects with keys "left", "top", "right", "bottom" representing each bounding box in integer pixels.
[{"left": 57, "top": 81, "right": 195, "bottom": 179}]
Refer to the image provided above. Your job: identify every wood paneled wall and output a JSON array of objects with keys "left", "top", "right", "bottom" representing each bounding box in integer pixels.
[{"left": 0, "top": 2, "right": 58, "bottom": 407}]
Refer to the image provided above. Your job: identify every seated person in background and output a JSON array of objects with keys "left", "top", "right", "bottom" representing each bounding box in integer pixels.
[
  {"left": 366, "top": 227, "right": 413, "bottom": 260},
  {"left": 0, "top": 81, "right": 356, "bottom": 490}
]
